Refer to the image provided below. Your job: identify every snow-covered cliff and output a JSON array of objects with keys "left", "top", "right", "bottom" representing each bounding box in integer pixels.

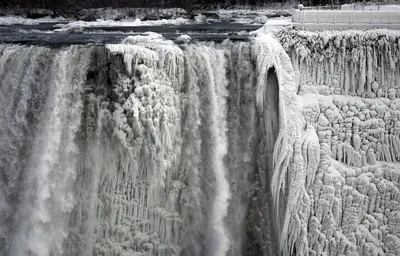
[{"left": 274, "top": 28, "right": 400, "bottom": 256}]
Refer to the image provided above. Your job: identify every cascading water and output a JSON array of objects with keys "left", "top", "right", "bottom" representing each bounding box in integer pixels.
[
  {"left": 187, "top": 44, "right": 231, "bottom": 256},
  {"left": 0, "top": 34, "right": 296, "bottom": 256},
  {"left": 0, "top": 45, "right": 91, "bottom": 255}
]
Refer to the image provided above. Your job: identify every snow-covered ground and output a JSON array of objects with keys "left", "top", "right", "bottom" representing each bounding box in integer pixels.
[
  {"left": 250, "top": 17, "right": 292, "bottom": 35},
  {"left": 0, "top": 15, "right": 67, "bottom": 25},
  {"left": 215, "top": 8, "right": 292, "bottom": 24}
]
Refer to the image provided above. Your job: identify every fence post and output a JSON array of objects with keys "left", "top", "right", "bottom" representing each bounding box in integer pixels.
[{"left": 301, "top": 10, "right": 304, "bottom": 24}]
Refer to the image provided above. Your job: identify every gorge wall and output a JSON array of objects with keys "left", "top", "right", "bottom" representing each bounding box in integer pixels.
[{"left": 276, "top": 28, "right": 400, "bottom": 256}]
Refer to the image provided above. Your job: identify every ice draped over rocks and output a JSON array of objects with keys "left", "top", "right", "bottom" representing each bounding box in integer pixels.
[
  {"left": 275, "top": 28, "right": 400, "bottom": 256},
  {"left": 250, "top": 34, "right": 305, "bottom": 256},
  {"left": 83, "top": 35, "right": 303, "bottom": 256}
]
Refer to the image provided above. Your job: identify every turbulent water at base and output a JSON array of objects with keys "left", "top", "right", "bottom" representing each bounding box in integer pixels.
[{"left": 0, "top": 36, "right": 282, "bottom": 256}]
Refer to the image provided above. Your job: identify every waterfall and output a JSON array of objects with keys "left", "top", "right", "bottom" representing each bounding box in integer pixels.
[
  {"left": 186, "top": 44, "right": 231, "bottom": 256},
  {"left": 0, "top": 34, "right": 292, "bottom": 256},
  {"left": 0, "top": 45, "right": 91, "bottom": 255}
]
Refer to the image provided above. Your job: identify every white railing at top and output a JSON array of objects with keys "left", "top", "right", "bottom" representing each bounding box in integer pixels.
[
  {"left": 293, "top": 10, "right": 400, "bottom": 25},
  {"left": 301, "top": 4, "right": 387, "bottom": 11}
]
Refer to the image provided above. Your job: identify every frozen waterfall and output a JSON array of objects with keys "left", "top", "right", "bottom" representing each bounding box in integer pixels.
[
  {"left": 1, "top": 27, "right": 400, "bottom": 256},
  {"left": 0, "top": 36, "right": 285, "bottom": 256}
]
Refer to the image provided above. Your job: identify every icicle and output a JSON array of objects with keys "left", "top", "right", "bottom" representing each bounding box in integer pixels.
[{"left": 302, "top": 125, "right": 321, "bottom": 190}]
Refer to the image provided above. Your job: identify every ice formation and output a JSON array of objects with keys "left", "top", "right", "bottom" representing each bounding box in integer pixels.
[
  {"left": 1, "top": 25, "right": 400, "bottom": 256},
  {"left": 272, "top": 28, "right": 400, "bottom": 256},
  {"left": 175, "top": 35, "right": 191, "bottom": 44}
]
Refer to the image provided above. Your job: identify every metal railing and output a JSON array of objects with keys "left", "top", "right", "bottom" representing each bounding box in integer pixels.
[
  {"left": 293, "top": 10, "right": 400, "bottom": 25},
  {"left": 301, "top": 3, "right": 390, "bottom": 11}
]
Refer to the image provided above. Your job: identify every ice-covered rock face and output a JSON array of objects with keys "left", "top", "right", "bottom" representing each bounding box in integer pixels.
[
  {"left": 277, "top": 28, "right": 400, "bottom": 99},
  {"left": 64, "top": 35, "right": 303, "bottom": 256},
  {"left": 274, "top": 28, "right": 400, "bottom": 256}
]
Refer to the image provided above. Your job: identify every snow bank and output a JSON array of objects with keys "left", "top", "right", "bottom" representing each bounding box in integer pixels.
[
  {"left": 250, "top": 17, "right": 292, "bottom": 35},
  {"left": 217, "top": 8, "right": 293, "bottom": 21},
  {"left": 215, "top": 9, "right": 292, "bottom": 24},
  {"left": 0, "top": 15, "right": 66, "bottom": 25}
]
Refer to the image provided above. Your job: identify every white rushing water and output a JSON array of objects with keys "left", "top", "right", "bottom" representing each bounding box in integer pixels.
[
  {"left": 191, "top": 45, "right": 231, "bottom": 256},
  {"left": 0, "top": 45, "right": 91, "bottom": 255},
  {"left": 11, "top": 47, "right": 90, "bottom": 256}
]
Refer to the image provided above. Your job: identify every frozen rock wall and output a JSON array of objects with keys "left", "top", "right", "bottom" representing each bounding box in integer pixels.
[
  {"left": 275, "top": 28, "right": 400, "bottom": 256},
  {"left": 63, "top": 36, "right": 294, "bottom": 256}
]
